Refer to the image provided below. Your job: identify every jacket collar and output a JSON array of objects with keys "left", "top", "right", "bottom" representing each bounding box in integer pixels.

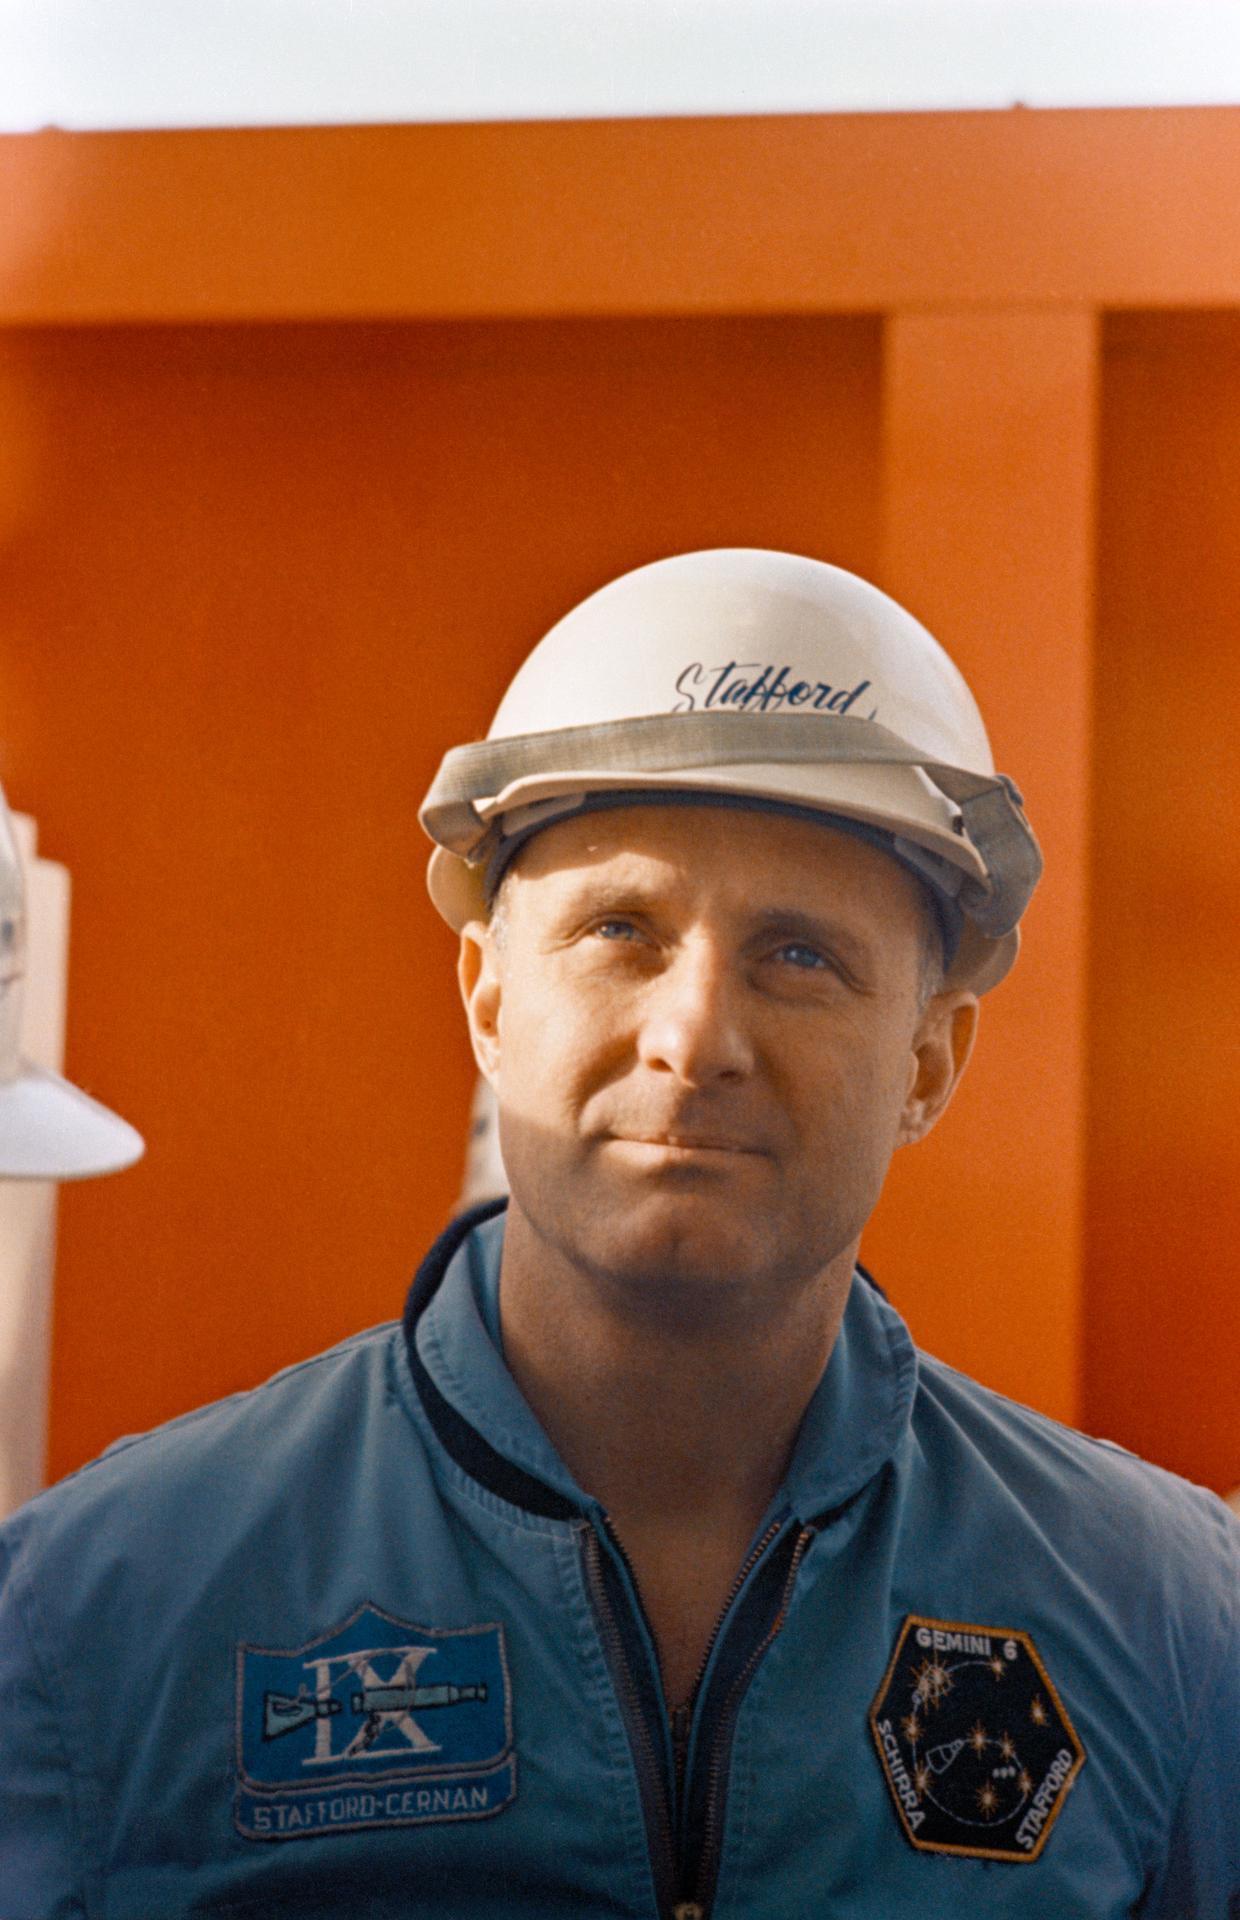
[{"left": 402, "top": 1200, "right": 918, "bottom": 1525}]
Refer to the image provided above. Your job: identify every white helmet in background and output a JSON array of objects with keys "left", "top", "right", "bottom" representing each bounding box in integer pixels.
[
  {"left": 420, "top": 549, "right": 1041, "bottom": 994},
  {"left": 0, "top": 792, "right": 143, "bottom": 1179}
]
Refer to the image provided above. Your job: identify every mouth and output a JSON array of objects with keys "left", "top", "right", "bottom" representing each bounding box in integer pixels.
[{"left": 608, "top": 1133, "right": 766, "bottom": 1158}]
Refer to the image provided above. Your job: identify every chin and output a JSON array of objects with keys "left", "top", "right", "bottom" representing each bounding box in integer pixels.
[
  {"left": 508, "top": 1156, "right": 844, "bottom": 1305},
  {"left": 575, "top": 1195, "right": 781, "bottom": 1300}
]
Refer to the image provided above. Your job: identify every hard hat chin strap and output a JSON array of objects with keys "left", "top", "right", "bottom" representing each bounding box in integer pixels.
[
  {"left": 420, "top": 711, "right": 1042, "bottom": 940},
  {"left": 945, "top": 778, "right": 1041, "bottom": 935}
]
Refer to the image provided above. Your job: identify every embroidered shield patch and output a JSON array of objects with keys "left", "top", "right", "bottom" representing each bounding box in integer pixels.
[
  {"left": 869, "top": 1614, "right": 1085, "bottom": 1862},
  {"left": 235, "top": 1603, "right": 515, "bottom": 1841}
]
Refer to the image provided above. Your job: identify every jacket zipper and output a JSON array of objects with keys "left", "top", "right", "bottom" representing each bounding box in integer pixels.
[
  {"left": 683, "top": 1523, "right": 818, "bottom": 1917},
  {"left": 666, "top": 1515, "right": 793, "bottom": 1920},
  {"left": 583, "top": 1511, "right": 809, "bottom": 1920},
  {"left": 580, "top": 1521, "right": 679, "bottom": 1918},
  {"left": 674, "top": 1516, "right": 787, "bottom": 1730}
]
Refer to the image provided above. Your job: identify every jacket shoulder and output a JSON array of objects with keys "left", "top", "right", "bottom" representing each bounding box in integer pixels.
[
  {"left": 911, "top": 1346, "right": 1240, "bottom": 1604},
  {"left": 1, "top": 1320, "right": 409, "bottom": 1562}
]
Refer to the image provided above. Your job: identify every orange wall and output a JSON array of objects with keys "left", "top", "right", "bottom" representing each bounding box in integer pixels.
[
  {"left": 864, "top": 311, "right": 1096, "bottom": 1424},
  {"left": 1086, "top": 314, "right": 1240, "bottom": 1488},
  {"left": 0, "top": 112, "right": 1236, "bottom": 1492}
]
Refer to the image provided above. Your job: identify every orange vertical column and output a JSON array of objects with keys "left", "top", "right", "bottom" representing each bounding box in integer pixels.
[{"left": 868, "top": 309, "right": 1097, "bottom": 1424}]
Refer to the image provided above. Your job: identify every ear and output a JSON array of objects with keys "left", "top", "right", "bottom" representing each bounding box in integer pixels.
[
  {"left": 898, "top": 992, "right": 979, "bottom": 1147},
  {"left": 458, "top": 919, "right": 503, "bottom": 1086}
]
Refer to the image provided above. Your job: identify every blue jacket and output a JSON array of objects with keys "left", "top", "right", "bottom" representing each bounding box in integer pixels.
[{"left": 2, "top": 1201, "right": 1238, "bottom": 1918}]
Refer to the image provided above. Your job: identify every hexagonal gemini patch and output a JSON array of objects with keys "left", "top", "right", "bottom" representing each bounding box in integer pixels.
[{"left": 869, "top": 1615, "right": 1085, "bottom": 1862}]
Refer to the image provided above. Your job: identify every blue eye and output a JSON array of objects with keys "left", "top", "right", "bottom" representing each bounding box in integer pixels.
[
  {"left": 776, "top": 942, "right": 829, "bottom": 971},
  {"left": 594, "top": 919, "right": 643, "bottom": 942}
]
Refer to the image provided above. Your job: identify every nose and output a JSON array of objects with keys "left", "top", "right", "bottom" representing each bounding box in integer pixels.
[{"left": 635, "top": 936, "right": 755, "bottom": 1087}]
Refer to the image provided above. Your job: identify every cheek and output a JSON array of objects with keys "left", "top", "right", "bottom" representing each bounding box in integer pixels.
[
  {"left": 793, "top": 1027, "right": 914, "bottom": 1153},
  {"left": 495, "top": 975, "right": 622, "bottom": 1112}
]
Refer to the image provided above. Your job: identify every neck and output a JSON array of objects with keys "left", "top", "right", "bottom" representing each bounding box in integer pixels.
[{"left": 496, "top": 1202, "right": 855, "bottom": 1537}]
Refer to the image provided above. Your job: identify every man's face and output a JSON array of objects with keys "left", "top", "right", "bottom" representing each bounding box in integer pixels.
[{"left": 461, "top": 803, "right": 975, "bottom": 1325}]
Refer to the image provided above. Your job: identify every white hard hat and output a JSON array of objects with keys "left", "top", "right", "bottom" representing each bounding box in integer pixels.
[
  {"left": 420, "top": 550, "right": 1041, "bottom": 993},
  {"left": 0, "top": 793, "right": 143, "bottom": 1179}
]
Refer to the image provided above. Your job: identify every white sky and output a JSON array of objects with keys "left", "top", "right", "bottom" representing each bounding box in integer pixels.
[{"left": 1, "top": 0, "right": 1238, "bottom": 133}]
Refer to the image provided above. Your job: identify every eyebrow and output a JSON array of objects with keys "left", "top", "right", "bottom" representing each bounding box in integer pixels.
[
  {"left": 549, "top": 881, "right": 877, "bottom": 976},
  {"left": 744, "top": 907, "right": 876, "bottom": 979},
  {"left": 545, "top": 879, "right": 661, "bottom": 931}
]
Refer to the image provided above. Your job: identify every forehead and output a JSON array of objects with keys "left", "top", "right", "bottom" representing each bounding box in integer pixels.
[{"left": 502, "top": 801, "right": 927, "bottom": 931}]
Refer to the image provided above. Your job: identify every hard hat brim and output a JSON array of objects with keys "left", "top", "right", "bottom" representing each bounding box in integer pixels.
[
  {"left": 470, "top": 761, "right": 986, "bottom": 881},
  {"left": 0, "top": 1064, "right": 145, "bottom": 1180}
]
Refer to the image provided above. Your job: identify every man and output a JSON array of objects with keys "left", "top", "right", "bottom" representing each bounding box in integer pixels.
[{"left": 1, "top": 549, "right": 1236, "bottom": 1918}]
